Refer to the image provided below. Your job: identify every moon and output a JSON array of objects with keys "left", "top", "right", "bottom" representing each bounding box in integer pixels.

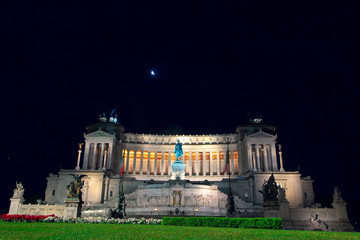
[{"left": 150, "top": 70, "right": 155, "bottom": 76}]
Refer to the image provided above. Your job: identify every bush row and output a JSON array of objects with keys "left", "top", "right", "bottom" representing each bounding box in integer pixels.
[{"left": 162, "top": 217, "right": 282, "bottom": 229}]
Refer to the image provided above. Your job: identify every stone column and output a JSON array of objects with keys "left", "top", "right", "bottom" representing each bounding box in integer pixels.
[
  {"left": 247, "top": 145, "right": 253, "bottom": 171},
  {"left": 161, "top": 151, "right": 165, "bottom": 176},
  {"left": 107, "top": 144, "right": 113, "bottom": 170},
  {"left": 126, "top": 150, "right": 130, "bottom": 174},
  {"left": 168, "top": 152, "right": 172, "bottom": 176},
  {"left": 189, "top": 152, "right": 192, "bottom": 176},
  {"left": 140, "top": 151, "right": 144, "bottom": 175},
  {"left": 252, "top": 146, "right": 257, "bottom": 171},
  {"left": 278, "top": 144, "right": 284, "bottom": 171},
  {"left": 256, "top": 144, "right": 261, "bottom": 171},
  {"left": 271, "top": 143, "right": 278, "bottom": 171},
  {"left": 99, "top": 143, "right": 105, "bottom": 170},
  {"left": 76, "top": 146, "right": 82, "bottom": 170},
  {"left": 147, "top": 152, "right": 151, "bottom": 176},
  {"left": 230, "top": 151, "right": 235, "bottom": 175},
  {"left": 154, "top": 152, "right": 158, "bottom": 175},
  {"left": 263, "top": 145, "right": 269, "bottom": 171},
  {"left": 196, "top": 152, "right": 199, "bottom": 176},
  {"left": 133, "top": 150, "right": 137, "bottom": 174},
  {"left": 82, "top": 142, "right": 90, "bottom": 170},
  {"left": 216, "top": 151, "right": 220, "bottom": 175},
  {"left": 102, "top": 148, "right": 108, "bottom": 170},
  {"left": 91, "top": 143, "right": 97, "bottom": 170},
  {"left": 203, "top": 152, "right": 206, "bottom": 176},
  {"left": 210, "top": 151, "right": 213, "bottom": 176}
]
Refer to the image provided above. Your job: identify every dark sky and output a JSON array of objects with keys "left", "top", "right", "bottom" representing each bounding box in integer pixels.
[{"left": 1, "top": 1, "right": 359, "bottom": 221}]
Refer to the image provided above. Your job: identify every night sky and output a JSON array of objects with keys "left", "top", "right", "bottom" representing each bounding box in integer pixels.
[{"left": 2, "top": 1, "right": 360, "bottom": 224}]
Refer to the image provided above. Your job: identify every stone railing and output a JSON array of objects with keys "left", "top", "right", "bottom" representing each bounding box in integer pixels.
[
  {"left": 81, "top": 209, "right": 112, "bottom": 218},
  {"left": 124, "top": 133, "right": 238, "bottom": 145}
]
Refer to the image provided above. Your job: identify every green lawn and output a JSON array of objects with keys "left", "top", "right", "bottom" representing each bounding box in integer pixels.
[{"left": 0, "top": 222, "right": 359, "bottom": 240}]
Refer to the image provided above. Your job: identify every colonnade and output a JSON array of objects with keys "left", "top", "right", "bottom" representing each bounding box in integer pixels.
[
  {"left": 122, "top": 150, "right": 239, "bottom": 176},
  {"left": 247, "top": 143, "right": 278, "bottom": 171},
  {"left": 82, "top": 142, "right": 113, "bottom": 170}
]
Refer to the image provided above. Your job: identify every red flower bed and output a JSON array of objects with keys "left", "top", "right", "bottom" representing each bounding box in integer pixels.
[{"left": 0, "top": 214, "right": 56, "bottom": 222}]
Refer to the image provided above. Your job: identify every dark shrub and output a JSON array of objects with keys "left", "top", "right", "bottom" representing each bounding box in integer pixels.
[{"left": 162, "top": 217, "right": 282, "bottom": 229}]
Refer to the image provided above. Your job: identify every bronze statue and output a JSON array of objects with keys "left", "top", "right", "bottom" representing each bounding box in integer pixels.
[
  {"left": 174, "top": 140, "right": 184, "bottom": 161},
  {"left": 67, "top": 174, "right": 86, "bottom": 198},
  {"left": 258, "top": 173, "right": 279, "bottom": 202}
]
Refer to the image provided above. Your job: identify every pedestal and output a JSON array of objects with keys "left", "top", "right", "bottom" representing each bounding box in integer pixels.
[
  {"left": 263, "top": 200, "right": 280, "bottom": 218},
  {"left": 170, "top": 161, "right": 186, "bottom": 180},
  {"left": 279, "top": 201, "right": 290, "bottom": 219},
  {"left": 9, "top": 197, "right": 24, "bottom": 215},
  {"left": 64, "top": 198, "right": 81, "bottom": 218}
]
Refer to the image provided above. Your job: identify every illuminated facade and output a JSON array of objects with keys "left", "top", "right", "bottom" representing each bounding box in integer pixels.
[
  {"left": 44, "top": 121, "right": 313, "bottom": 209},
  {"left": 9, "top": 119, "right": 354, "bottom": 231}
]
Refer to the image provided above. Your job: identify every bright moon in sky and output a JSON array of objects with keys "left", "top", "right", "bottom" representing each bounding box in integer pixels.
[{"left": 150, "top": 70, "right": 155, "bottom": 76}]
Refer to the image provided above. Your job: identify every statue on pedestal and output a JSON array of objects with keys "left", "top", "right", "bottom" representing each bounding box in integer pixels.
[
  {"left": 171, "top": 140, "right": 186, "bottom": 180},
  {"left": 333, "top": 186, "right": 344, "bottom": 202}
]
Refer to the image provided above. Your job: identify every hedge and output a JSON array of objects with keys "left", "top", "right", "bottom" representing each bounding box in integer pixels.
[{"left": 162, "top": 217, "right": 282, "bottom": 229}]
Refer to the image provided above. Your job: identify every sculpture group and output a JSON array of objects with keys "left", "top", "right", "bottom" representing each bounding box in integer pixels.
[{"left": 66, "top": 174, "right": 86, "bottom": 199}]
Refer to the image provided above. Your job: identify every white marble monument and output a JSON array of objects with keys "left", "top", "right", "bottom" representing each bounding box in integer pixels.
[{"left": 8, "top": 114, "right": 354, "bottom": 231}]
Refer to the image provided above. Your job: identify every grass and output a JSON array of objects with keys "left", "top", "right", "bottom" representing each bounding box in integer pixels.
[{"left": 0, "top": 222, "right": 359, "bottom": 240}]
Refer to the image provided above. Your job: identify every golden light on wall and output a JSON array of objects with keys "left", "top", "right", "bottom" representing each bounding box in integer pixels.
[{"left": 142, "top": 151, "right": 148, "bottom": 174}]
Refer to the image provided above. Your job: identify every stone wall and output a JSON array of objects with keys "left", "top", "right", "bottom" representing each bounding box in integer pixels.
[
  {"left": 18, "top": 203, "right": 64, "bottom": 217},
  {"left": 281, "top": 207, "right": 354, "bottom": 231}
]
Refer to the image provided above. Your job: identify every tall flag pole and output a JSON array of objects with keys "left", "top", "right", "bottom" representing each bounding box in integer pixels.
[
  {"left": 222, "top": 144, "right": 230, "bottom": 175},
  {"left": 116, "top": 143, "right": 126, "bottom": 218},
  {"left": 226, "top": 142, "right": 235, "bottom": 217}
]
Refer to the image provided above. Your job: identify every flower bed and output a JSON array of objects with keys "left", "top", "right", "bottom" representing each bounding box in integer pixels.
[
  {"left": 0, "top": 214, "right": 162, "bottom": 225},
  {"left": 0, "top": 214, "right": 56, "bottom": 222}
]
